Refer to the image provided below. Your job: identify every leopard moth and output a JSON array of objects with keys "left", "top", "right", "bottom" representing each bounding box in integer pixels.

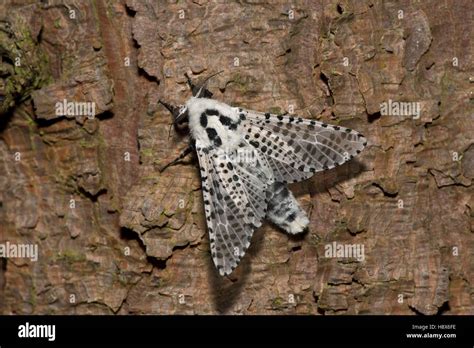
[{"left": 160, "top": 73, "right": 367, "bottom": 276}]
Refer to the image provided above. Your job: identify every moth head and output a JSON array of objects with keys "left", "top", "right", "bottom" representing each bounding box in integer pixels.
[
  {"left": 158, "top": 70, "right": 224, "bottom": 129},
  {"left": 175, "top": 105, "right": 189, "bottom": 124}
]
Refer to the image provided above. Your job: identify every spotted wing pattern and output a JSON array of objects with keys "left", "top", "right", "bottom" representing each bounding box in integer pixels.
[
  {"left": 196, "top": 143, "right": 273, "bottom": 276},
  {"left": 240, "top": 110, "right": 367, "bottom": 183}
]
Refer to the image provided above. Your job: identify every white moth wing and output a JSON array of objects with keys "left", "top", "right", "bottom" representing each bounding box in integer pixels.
[
  {"left": 196, "top": 142, "right": 272, "bottom": 276},
  {"left": 240, "top": 110, "right": 367, "bottom": 183}
]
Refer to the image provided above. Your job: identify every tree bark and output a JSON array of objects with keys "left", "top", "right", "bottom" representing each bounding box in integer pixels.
[{"left": 0, "top": 0, "right": 472, "bottom": 315}]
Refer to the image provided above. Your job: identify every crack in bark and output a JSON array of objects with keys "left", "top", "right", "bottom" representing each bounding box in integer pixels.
[
  {"left": 371, "top": 182, "right": 398, "bottom": 198},
  {"left": 319, "top": 71, "right": 335, "bottom": 106}
]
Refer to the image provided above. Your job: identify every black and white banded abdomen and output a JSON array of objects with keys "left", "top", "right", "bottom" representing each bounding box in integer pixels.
[{"left": 266, "top": 182, "right": 309, "bottom": 234}]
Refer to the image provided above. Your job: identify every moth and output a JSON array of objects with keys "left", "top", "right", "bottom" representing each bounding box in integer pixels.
[{"left": 160, "top": 72, "right": 367, "bottom": 276}]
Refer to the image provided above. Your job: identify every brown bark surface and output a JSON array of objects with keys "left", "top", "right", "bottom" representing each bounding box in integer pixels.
[{"left": 0, "top": 0, "right": 473, "bottom": 314}]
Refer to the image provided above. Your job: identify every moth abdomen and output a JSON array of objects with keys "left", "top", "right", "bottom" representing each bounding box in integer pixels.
[{"left": 266, "top": 182, "right": 309, "bottom": 234}]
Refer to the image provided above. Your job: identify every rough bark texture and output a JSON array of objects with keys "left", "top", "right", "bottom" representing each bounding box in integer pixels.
[{"left": 0, "top": 0, "right": 473, "bottom": 315}]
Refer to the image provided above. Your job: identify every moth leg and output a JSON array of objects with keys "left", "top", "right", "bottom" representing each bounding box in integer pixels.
[
  {"left": 266, "top": 182, "right": 309, "bottom": 234},
  {"left": 159, "top": 146, "right": 193, "bottom": 172}
]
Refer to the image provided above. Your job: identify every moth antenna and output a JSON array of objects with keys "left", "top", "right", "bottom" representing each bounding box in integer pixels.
[
  {"left": 158, "top": 100, "right": 174, "bottom": 114},
  {"left": 192, "top": 70, "right": 224, "bottom": 98}
]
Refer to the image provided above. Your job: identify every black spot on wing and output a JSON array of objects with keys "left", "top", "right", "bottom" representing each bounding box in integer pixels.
[{"left": 249, "top": 140, "right": 259, "bottom": 148}]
